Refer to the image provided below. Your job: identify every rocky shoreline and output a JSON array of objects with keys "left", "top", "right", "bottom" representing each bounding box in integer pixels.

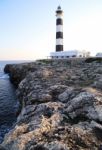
[{"left": 1, "top": 58, "right": 102, "bottom": 150}]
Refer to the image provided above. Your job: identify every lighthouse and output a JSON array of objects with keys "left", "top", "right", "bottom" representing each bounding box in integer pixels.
[
  {"left": 56, "top": 6, "right": 63, "bottom": 52},
  {"left": 50, "top": 6, "right": 90, "bottom": 59}
]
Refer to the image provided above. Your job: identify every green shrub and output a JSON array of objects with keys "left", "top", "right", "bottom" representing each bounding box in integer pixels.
[{"left": 85, "top": 57, "right": 102, "bottom": 63}]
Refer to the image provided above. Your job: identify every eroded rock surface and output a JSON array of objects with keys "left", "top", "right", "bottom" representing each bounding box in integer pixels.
[{"left": 2, "top": 59, "right": 102, "bottom": 150}]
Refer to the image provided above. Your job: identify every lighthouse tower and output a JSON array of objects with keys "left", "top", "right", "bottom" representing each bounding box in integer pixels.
[
  {"left": 56, "top": 6, "right": 63, "bottom": 52},
  {"left": 50, "top": 6, "right": 90, "bottom": 59}
]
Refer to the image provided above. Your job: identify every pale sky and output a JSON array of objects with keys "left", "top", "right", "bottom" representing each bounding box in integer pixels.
[{"left": 0, "top": 0, "right": 102, "bottom": 60}]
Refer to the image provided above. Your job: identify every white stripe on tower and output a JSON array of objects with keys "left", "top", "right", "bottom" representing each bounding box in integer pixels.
[
  {"left": 56, "top": 39, "right": 63, "bottom": 45},
  {"left": 56, "top": 25, "right": 63, "bottom": 32},
  {"left": 56, "top": 6, "right": 63, "bottom": 52}
]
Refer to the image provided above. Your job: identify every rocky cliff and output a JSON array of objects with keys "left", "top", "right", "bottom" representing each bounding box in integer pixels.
[{"left": 1, "top": 58, "right": 102, "bottom": 150}]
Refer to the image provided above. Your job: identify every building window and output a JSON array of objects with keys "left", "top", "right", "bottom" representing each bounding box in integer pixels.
[
  {"left": 72, "top": 55, "right": 76, "bottom": 57},
  {"left": 66, "top": 56, "right": 69, "bottom": 58}
]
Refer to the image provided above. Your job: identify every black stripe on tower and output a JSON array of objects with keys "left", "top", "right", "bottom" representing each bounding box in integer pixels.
[
  {"left": 56, "top": 18, "right": 63, "bottom": 25},
  {"left": 56, "top": 45, "right": 63, "bottom": 52},
  {"left": 56, "top": 32, "right": 63, "bottom": 39},
  {"left": 56, "top": 10, "right": 63, "bottom": 14}
]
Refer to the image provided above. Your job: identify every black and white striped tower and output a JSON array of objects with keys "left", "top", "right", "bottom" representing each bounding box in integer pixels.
[{"left": 56, "top": 6, "right": 63, "bottom": 52}]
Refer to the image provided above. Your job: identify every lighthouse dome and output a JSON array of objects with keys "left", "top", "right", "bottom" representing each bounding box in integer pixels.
[{"left": 58, "top": 6, "right": 61, "bottom": 10}]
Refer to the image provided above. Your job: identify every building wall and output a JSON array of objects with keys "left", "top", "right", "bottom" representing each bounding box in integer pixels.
[
  {"left": 50, "top": 50, "right": 90, "bottom": 59},
  {"left": 96, "top": 53, "right": 102, "bottom": 57}
]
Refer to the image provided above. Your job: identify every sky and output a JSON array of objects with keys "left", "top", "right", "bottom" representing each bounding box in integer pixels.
[{"left": 0, "top": 0, "right": 102, "bottom": 60}]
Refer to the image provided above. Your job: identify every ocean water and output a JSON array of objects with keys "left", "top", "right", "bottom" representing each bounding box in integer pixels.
[{"left": 0, "top": 61, "right": 28, "bottom": 143}]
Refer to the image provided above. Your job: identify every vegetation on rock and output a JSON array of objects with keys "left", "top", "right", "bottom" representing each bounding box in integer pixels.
[{"left": 85, "top": 57, "right": 102, "bottom": 63}]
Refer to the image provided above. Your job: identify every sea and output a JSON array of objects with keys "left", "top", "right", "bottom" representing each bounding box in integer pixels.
[{"left": 0, "top": 60, "right": 30, "bottom": 143}]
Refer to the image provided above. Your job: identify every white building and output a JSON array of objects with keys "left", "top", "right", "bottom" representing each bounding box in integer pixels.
[
  {"left": 50, "top": 50, "right": 90, "bottom": 59},
  {"left": 96, "top": 53, "right": 102, "bottom": 57}
]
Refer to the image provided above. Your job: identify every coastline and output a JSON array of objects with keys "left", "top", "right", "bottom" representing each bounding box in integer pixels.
[{"left": 1, "top": 58, "right": 102, "bottom": 150}]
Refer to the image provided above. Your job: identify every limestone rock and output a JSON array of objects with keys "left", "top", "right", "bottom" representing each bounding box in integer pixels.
[
  {"left": 93, "top": 79, "right": 102, "bottom": 90},
  {"left": 2, "top": 59, "right": 102, "bottom": 150}
]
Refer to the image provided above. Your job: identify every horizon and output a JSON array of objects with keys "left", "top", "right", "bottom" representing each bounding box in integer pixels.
[{"left": 0, "top": 0, "right": 102, "bottom": 60}]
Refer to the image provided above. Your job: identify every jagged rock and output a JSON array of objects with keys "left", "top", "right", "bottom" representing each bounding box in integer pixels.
[
  {"left": 29, "top": 145, "right": 49, "bottom": 150},
  {"left": 45, "top": 142, "right": 68, "bottom": 150},
  {"left": 93, "top": 79, "right": 102, "bottom": 90},
  {"left": 91, "top": 121, "right": 102, "bottom": 130},
  {"left": 58, "top": 87, "right": 80, "bottom": 103},
  {"left": 1, "top": 59, "right": 102, "bottom": 150},
  {"left": 64, "top": 89, "right": 102, "bottom": 123},
  {"left": 0, "top": 145, "right": 6, "bottom": 150},
  {"left": 17, "top": 102, "right": 64, "bottom": 126}
]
